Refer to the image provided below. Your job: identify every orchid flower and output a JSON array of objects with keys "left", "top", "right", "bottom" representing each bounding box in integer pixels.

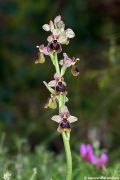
[
  {"left": 51, "top": 105, "right": 77, "bottom": 132},
  {"left": 60, "top": 53, "right": 80, "bottom": 76},
  {"left": 48, "top": 73, "right": 67, "bottom": 94}
]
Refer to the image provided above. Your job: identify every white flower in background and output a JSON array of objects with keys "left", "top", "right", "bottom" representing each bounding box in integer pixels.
[{"left": 3, "top": 171, "right": 11, "bottom": 180}]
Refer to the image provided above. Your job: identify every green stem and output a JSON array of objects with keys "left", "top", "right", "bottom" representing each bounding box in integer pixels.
[
  {"left": 62, "top": 132, "right": 72, "bottom": 180},
  {"left": 54, "top": 52, "right": 60, "bottom": 74},
  {"left": 59, "top": 94, "right": 72, "bottom": 180}
]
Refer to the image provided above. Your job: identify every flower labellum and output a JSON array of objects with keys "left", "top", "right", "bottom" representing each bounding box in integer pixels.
[
  {"left": 71, "top": 65, "right": 79, "bottom": 76},
  {"left": 47, "top": 40, "right": 62, "bottom": 53}
]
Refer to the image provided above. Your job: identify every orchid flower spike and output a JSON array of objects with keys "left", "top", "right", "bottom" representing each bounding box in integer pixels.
[
  {"left": 34, "top": 15, "right": 79, "bottom": 180},
  {"left": 51, "top": 105, "right": 77, "bottom": 132}
]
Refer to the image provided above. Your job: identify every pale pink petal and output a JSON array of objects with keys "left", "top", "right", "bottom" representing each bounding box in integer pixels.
[
  {"left": 54, "top": 15, "right": 61, "bottom": 23},
  {"left": 58, "top": 35, "right": 67, "bottom": 44},
  {"left": 48, "top": 80, "right": 56, "bottom": 87},
  {"left": 47, "top": 35, "right": 53, "bottom": 42},
  {"left": 65, "top": 28, "right": 75, "bottom": 38},
  {"left": 68, "top": 115, "right": 78, "bottom": 123},
  {"left": 51, "top": 115, "right": 61, "bottom": 123},
  {"left": 49, "top": 21, "right": 54, "bottom": 32},
  {"left": 63, "top": 53, "right": 72, "bottom": 67},
  {"left": 59, "top": 59, "right": 64, "bottom": 66},
  {"left": 60, "top": 105, "right": 69, "bottom": 114},
  {"left": 53, "top": 29, "right": 60, "bottom": 36},
  {"left": 42, "top": 24, "right": 50, "bottom": 31},
  {"left": 54, "top": 73, "right": 60, "bottom": 80},
  {"left": 57, "top": 20, "right": 65, "bottom": 29}
]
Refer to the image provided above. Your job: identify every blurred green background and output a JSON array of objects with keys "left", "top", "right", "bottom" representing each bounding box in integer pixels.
[{"left": 0, "top": 0, "right": 120, "bottom": 163}]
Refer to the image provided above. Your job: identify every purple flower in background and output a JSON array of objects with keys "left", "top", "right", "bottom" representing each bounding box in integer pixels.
[
  {"left": 80, "top": 144, "right": 108, "bottom": 170},
  {"left": 96, "top": 153, "right": 108, "bottom": 169},
  {"left": 80, "top": 144, "right": 93, "bottom": 161}
]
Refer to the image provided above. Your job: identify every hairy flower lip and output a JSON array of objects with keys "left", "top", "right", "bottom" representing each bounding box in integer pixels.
[
  {"left": 71, "top": 65, "right": 79, "bottom": 76},
  {"left": 47, "top": 40, "right": 62, "bottom": 53}
]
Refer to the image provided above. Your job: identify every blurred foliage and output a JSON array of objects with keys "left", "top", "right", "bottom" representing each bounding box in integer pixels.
[
  {"left": 0, "top": 138, "right": 120, "bottom": 179},
  {"left": 0, "top": 0, "right": 120, "bottom": 175}
]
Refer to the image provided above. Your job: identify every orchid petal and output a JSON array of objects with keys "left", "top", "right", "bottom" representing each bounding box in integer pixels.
[
  {"left": 42, "top": 24, "right": 50, "bottom": 31},
  {"left": 57, "top": 20, "right": 65, "bottom": 29},
  {"left": 53, "top": 29, "right": 60, "bottom": 36},
  {"left": 51, "top": 115, "right": 61, "bottom": 123},
  {"left": 54, "top": 15, "right": 61, "bottom": 23},
  {"left": 60, "top": 105, "right": 69, "bottom": 114},
  {"left": 59, "top": 35, "right": 67, "bottom": 44},
  {"left": 48, "top": 80, "right": 56, "bottom": 87},
  {"left": 49, "top": 21, "right": 54, "bottom": 32},
  {"left": 68, "top": 115, "right": 78, "bottom": 123},
  {"left": 66, "top": 28, "right": 75, "bottom": 38},
  {"left": 54, "top": 73, "right": 60, "bottom": 80},
  {"left": 59, "top": 59, "right": 64, "bottom": 66},
  {"left": 47, "top": 35, "right": 53, "bottom": 42}
]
